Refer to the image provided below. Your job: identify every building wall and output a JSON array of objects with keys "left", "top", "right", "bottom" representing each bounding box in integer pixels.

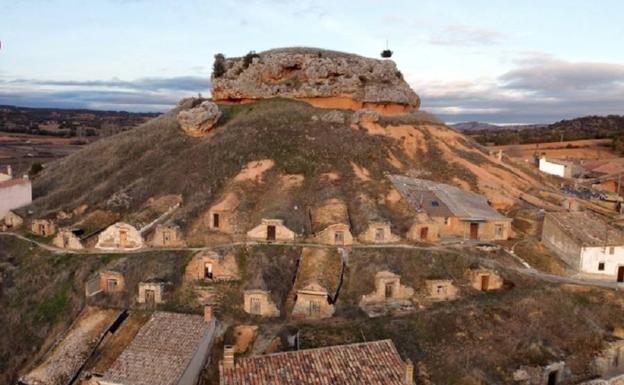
[
  {"left": 539, "top": 158, "right": 568, "bottom": 178},
  {"left": 292, "top": 291, "right": 335, "bottom": 319},
  {"left": 95, "top": 222, "right": 144, "bottom": 250},
  {"left": 435, "top": 216, "right": 511, "bottom": 241},
  {"left": 184, "top": 251, "right": 240, "bottom": 282},
  {"left": 31, "top": 219, "right": 56, "bottom": 237},
  {"left": 99, "top": 271, "right": 125, "bottom": 293},
  {"left": 425, "top": 280, "right": 458, "bottom": 301},
  {"left": 0, "top": 180, "right": 32, "bottom": 218},
  {"left": 137, "top": 282, "right": 165, "bottom": 304},
  {"left": 360, "top": 271, "right": 414, "bottom": 306},
  {"left": 208, "top": 209, "right": 238, "bottom": 234},
  {"left": 52, "top": 230, "right": 84, "bottom": 250},
  {"left": 1, "top": 211, "right": 23, "bottom": 230},
  {"left": 541, "top": 214, "right": 583, "bottom": 269},
  {"left": 246, "top": 219, "right": 295, "bottom": 241},
  {"left": 314, "top": 224, "right": 353, "bottom": 245},
  {"left": 580, "top": 246, "right": 624, "bottom": 277},
  {"left": 177, "top": 320, "right": 216, "bottom": 385},
  {"left": 468, "top": 269, "right": 504, "bottom": 291},
  {"left": 150, "top": 225, "right": 185, "bottom": 247},
  {"left": 358, "top": 222, "right": 400, "bottom": 244},
  {"left": 406, "top": 222, "right": 440, "bottom": 242},
  {"left": 243, "top": 290, "right": 280, "bottom": 317}
]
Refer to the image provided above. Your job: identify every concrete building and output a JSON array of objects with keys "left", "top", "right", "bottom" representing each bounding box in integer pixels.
[
  {"left": 539, "top": 157, "right": 580, "bottom": 178},
  {"left": 184, "top": 250, "right": 240, "bottom": 282},
  {"left": 246, "top": 218, "right": 295, "bottom": 241},
  {"left": 208, "top": 192, "right": 241, "bottom": 234},
  {"left": 310, "top": 198, "right": 353, "bottom": 245},
  {"left": 31, "top": 219, "right": 56, "bottom": 237},
  {"left": 0, "top": 165, "right": 32, "bottom": 219},
  {"left": 425, "top": 279, "right": 458, "bottom": 301},
  {"left": 52, "top": 229, "right": 84, "bottom": 250},
  {"left": 542, "top": 211, "right": 624, "bottom": 281},
  {"left": 389, "top": 175, "right": 512, "bottom": 242},
  {"left": 243, "top": 289, "right": 280, "bottom": 317},
  {"left": 95, "top": 222, "right": 144, "bottom": 250},
  {"left": 149, "top": 224, "right": 185, "bottom": 247},
  {"left": 219, "top": 339, "right": 414, "bottom": 385},
  {"left": 99, "top": 310, "right": 216, "bottom": 385}
]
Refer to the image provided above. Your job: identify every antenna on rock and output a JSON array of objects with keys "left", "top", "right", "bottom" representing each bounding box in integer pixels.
[{"left": 381, "top": 39, "right": 393, "bottom": 58}]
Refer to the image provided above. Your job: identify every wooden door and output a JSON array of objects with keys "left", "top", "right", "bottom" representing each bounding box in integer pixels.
[
  {"left": 334, "top": 231, "right": 344, "bottom": 245},
  {"left": 470, "top": 223, "right": 479, "bottom": 240},
  {"left": 420, "top": 227, "right": 429, "bottom": 240},
  {"left": 618, "top": 266, "right": 624, "bottom": 283},
  {"left": 145, "top": 289, "right": 155, "bottom": 306},
  {"left": 385, "top": 282, "right": 394, "bottom": 298},
  {"left": 309, "top": 300, "right": 321, "bottom": 317},
  {"left": 267, "top": 225, "right": 276, "bottom": 241},
  {"left": 375, "top": 228, "right": 384, "bottom": 242},
  {"left": 213, "top": 213, "right": 220, "bottom": 228},
  {"left": 119, "top": 229, "right": 128, "bottom": 248},
  {"left": 481, "top": 275, "right": 490, "bottom": 291},
  {"left": 107, "top": 279, "right": 118, "bottom": 292},
  {"left": 250, "top": 297, "right": 261, "bottom": 314}
]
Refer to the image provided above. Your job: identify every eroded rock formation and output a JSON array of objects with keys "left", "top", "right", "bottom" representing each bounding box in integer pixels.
[
  {"left": 211, "top": 48, "right": 420, "bottom": 114},
  {"left": 177, "top": 100, "right": 221, "bottom": 136}
]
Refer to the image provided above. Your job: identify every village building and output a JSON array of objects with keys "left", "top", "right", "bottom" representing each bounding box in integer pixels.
[
  {"left": 406, "top": 211, "right": 440, "bottom": 242},
  {"left": 246, "top": 218, "right": 295, "bottom": 241},
  {"left": 243, "top": 289, "right": 280, "bottom": 317},
  {"left": 425, "top": 279, "right": 458, "bottom": 301},
  {"left": 219, "top": 339, "right": 414, "bottom": 385},
  {"left": 99, "top": 310, "right": 216, "bottom": 385},
  {"left": 99, "top": 270, "right": 125, "bottom": 294},
  {"left": 359, "top": 271, "right": 415, "bottom": 316},
  {"left": 358, "top": 220, "right": 401, "bottom": 244},
  {"left": 208, "top": 192, "right": 241, "bottom": 234},
  {"left": 137, "top": 279, "right": 170, "bottom": 306},
  {"left": 0, "top": 165, "right": 32, "bottom": 219},
  {"left": 30, "top": 218, "right": 56, "bottom": 237},
  {"left": 539, "top": 156, "right": 581, "bottom": 178},
  {"left": 351, "top": 194, "right": 400, "bottom": 244},
  {"left": 292, "top": 281, "right": 335, "bottom": 319},
  {"left": 52, "top": 228, "right": 84, "bottom": 250},
  {"left": 467, "top": 267, "right": 504, "bottom": 291},
  {"left": 541, "top": 211, "right": 624, "bottom": 281},
  {"left": 149, "top": 224, "right": 185, "bottom": 247},
  {"left": 389, "top": 175, "right": 512, "bottom": 242},
  {"left": 0, "top": 210, "right": 23, "bottom": 231},
  {"left": 184, "top": 250, "right": 240, "bottom": 282},
  {"left": 310, "top": 198, "right": 353, "bottom": 245},
  {"left": 95, "top": 222, "right": 144, "bottom": 250}
]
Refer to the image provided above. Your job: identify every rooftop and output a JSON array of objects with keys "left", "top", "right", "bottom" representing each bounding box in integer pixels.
[
  {"left": 220, "top": 339, "right": 408, "bottom": 385},
  {"left": 0, "top": 177, "right": 31, "bottom": 189},
  {"left": 388, "top": 175, "right": 508, "bottom": 222},
  {"left": 101, "top": 311, "right": 214, "bottom": 385},
  {"left": 546, "top": 211, "right": 624, "bottom": 247}
]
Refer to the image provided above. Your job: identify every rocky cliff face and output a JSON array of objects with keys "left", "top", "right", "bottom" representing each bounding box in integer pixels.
[{"left": 211, "top": 48, "right": 420, "bottom": 114}]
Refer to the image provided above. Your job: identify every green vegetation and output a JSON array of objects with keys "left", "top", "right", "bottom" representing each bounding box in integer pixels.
[{"left": 213, "top": 53, "right": 226, "bottom": 78}]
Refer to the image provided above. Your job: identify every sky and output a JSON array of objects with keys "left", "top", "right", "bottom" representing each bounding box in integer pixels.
[{"left": 1, "top": 0, "right": 623, "bottom": 123}]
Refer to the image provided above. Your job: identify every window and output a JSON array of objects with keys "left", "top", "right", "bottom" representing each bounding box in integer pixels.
[
  {"left": 495, "top": 224, "right": 504, "bottom": 237},
  {"left": 436, "top": 285, "right": 446, "bottom": 295},
  {"left": 431, "top": 201, "right": 439, "bottom": 207},
  {"left": 334, "top": 231, "right": 344, "bottom": 245},
  {"left": 599, "top": 262, "right": 605, "bottom": 271},
  {"left": 309, "top": 300, "right": 321, "bottom": 317},
  {"left": 444, "top": 217, "right": 450, "bottom": 226}
]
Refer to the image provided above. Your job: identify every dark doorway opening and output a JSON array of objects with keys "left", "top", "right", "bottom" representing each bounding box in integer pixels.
[
  {"left": 267, "top": 225, "right": 276, "bottom": 241},
  {"left": 213, "top": 213, "right": 220, "bottom": 228},
  {"left": 385, "top": 282, "right": 394, "bottom": 298},
  {"left": 481, "top": 275, "right": 490, "bottom": 291},
  {"left": 420, "top": 227, "right": 429, "bottom": 240},
  {"left": 547, "top": 370, "right": 558, "bottom": 385},
  {"left": 618, "top": 266, "right": 624, "bottom": 283}
]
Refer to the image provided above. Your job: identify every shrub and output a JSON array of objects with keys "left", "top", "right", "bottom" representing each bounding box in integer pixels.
[
  {"left": 242, "top": 50, "right": 259, "bottom": 69},
  {"left": 213, "top": 53, "right": 226, "bottom": 78}
]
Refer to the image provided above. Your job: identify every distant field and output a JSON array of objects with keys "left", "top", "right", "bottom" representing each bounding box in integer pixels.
[{"left": 491, "top": 138, "right": 616, "bottom": 161}]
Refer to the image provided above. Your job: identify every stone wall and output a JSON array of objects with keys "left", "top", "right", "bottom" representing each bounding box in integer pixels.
[
  {"left": 314, "top": 223, "right": 353, "bottom": 246},
  {"left": 95, "top": 222, "right": 144, "bottom": 250},
  {"left": 246, "top": 219, "right": 295, "bottom": 241},
  {"left": 184, "top": 250, "right": 240, "bottom": 282},
  {"left": 150, "top": 224, "right": 185, "bottom": 247},
  {"left": 31, "top": 219, "right": 56, "bottom": 237},
  {"left": 243, "top": 290, "right": 280, "bottom": 317},
  {"left": 360, "top": 271, "right": 414, "bottom": 306},
  {"left": 468, "top": 269, "right": 504, "bottom": 291},
  {"left": 358, "top": 222, "right": 400, "bottom": 244},
  {"left": 407, "top": 222, "right": 440, "bottom": 242},
  {"left": 99, "top": 271, "right": 125, "bottom": 293},
  {"left": 52, "top": 229, "right": 84, "bottom": 250}
]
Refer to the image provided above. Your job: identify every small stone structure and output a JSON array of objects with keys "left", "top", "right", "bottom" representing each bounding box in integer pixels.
[
  {"left": 177, "top": 99, "right": 222, "bottom": 137},
  {"left": 150, "top": 224, "right": 185, "bottom": 247},
  {"left": 31, "top": 219, "right": 56, "bottom": 237},
  {"left": 246, "top": 218, "right": 295, "bottom": 241},
  {"left": 359, "top": 271, "right": 415, "bottom": 317},
  {"left": 425, "top": 279, "right": 458, "bottom": 301},
  {"left": 243, "top": 289, "right": 280, "bottom": 317},
  {"left": 407, "top": 212, "right": 440, "bottom": 242},
  {"left": 1, "top": 211, "right": 23, "bottom": 231},
  {"left": 208, "top": 192, "right": 241, "bottom": 234},
  {"left": 358, "top": 221, "right": 400, "bottom": 244},
  {"left": 310, "top": 198, "right": 353, "bottom": 245},
  {"left": 185, "top": 250, "right": 240, "bottom": 282},
  {"left": 52, "top": 229, "right": 84, "bottom": 250},
  {"left": 137, "top": 280, "right": 170, "bottom": 305},
  {"left": 95, "top": 222, "right": 144, "bottom": 250},
  {"left": 467, "top": 268, "right": 504, "bottom": 291},
  {"left": 592, "top": 339, "right": 624, "bottom": 378},
  {"left": 100, "top": 270, "right": 125, "bottom": 294},
  {"left": 292, "top": 281, "right": 335, "bottom": 320},
  {"left": 513, "top": 361, "right": 566, "bottom": 385}
]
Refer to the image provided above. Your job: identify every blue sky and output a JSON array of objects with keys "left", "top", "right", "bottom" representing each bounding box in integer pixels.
[{"left": 1, "top": 0, "right": 623, "bottom": 123}]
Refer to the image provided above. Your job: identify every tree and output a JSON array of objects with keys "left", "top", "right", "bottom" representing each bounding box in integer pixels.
[{"left": 213, "top": 53, "right": 226, "bottom": 78}]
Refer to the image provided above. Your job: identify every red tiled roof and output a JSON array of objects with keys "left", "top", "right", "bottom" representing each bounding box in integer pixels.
[
  {"left": 220, "top": 339, "right": 408, "bottom": 385},
  {"left": 0, "top": 177, "right": 31, "bottom": 189}
]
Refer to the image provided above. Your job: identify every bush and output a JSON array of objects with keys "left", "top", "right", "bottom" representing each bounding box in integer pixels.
[
  {"left": 29, "top": 163, "right": 43, "bottom": 177},
  {"left": 242, "top": 50, "right": 259, "bottom": 69},
  {"left": 213, "top": 53, "right": 226, "bottom": 78}
]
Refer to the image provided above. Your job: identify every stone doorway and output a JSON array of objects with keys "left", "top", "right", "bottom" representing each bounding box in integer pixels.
[
  {"left": 119, "top": 229, "right": 128, "bottom": 248},
  {"left": 204, "top": 263, "right": 213, "bottom": 280},
  {"left": 107, "top": 279, "right": 118, "bottom": 292},
  {"left": 250, "top": 297, "right": 261, "bottom": 315},
  {"left": 213, "top": 213, "right": 220, "bottom": 228},
  {"left": 334, "top": 231, "right": 344, "bottom": 245},
  {"left": 618, "top": 266, "right": 624, "bottom": 283},
  {"left": 470, "top": 223, "right": 479, "bottom": 240},
  {"left": 481, "top": 275, "right": 490, "bottom": 291},
  {"left": 309, "top": 300, "right": 321, "bottom": 317},
  {"left": 547, "top": 370, "right": 558, "bottom": 385},
  {"left": 375, "top": 228, "right": 384, "bottom": 242},
  {"left": 145, "top": 289, "right": 155, "bottom": 306},
  {"left": 385, "top": 282, "right": 394, "bottom": 299},
  {"left": 267, "top": 225, "right": 276, "bottom": 241},
  {"left": 420, "top": 227, "right": 428, "bottom": 240}
]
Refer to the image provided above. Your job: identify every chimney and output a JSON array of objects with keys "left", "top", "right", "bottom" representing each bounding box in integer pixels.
[
  {"left": 404, "top": 359, "right": 414, "bottom": 385},
  {"left": 204, "top": 305, "right": 213, "bottom": 322},
  {"left": 223, "top": 345, "right": 235, "bottom": 370}
]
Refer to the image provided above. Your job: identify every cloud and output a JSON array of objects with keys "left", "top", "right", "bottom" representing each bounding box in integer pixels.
[{"left": 429, "top": 24, "right": 506, "bottom": 46}]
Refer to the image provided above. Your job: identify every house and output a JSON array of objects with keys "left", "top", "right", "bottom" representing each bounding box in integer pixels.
[
  {"left": 542, "top": 211, "right": 624, "bottom": 281},
  {"left": 467, "top": 267, "right": 504, "bottom": 291},
  {"left": 184, "top": 250, "right": 240, "bottom": 282},
  {"left": 243, "top": 289, "right": 280, "bottom": 317},
  {"left": 425, "top": 279, "right": 458, "bottom": 301},
  {"left": 98, "top": 310, "right": 216, "bottom": 385},
  {"left": 406, "top": 211, "right": 440, "bottom": 242},
  {"left": 149, "top": 224, "right": 185, "bottom": 247},
  {"left": 246, "top": 218, "right": 295, "bottom": 241},
  {"left": 1, "top": 211, "right": 23, "bottom": 231},
  {"left": 95, "top": 222, "right": 144, "bottom": 250},
  {"left": 31, "top": 218, "right": 56, "bottom": 237},
  {"left": 208, "top": 192, "right": 241, "bottom": 234},
  {"left": 359, "top": 271, "right": 414, "bottom": 316},
  {"left": 539, "top": 157, "right": 580, "bottom": 178},
  {"left": 310, "top": 198, "right": 353, "bottom": 245},
  {"left": 219, "top": 339, "right": 415, "bottom": 385},
  {"left": 0, "top": 165, "right": 32, "bottom": 219},
  {"left": 137, "top": 279, "right": 170, "bottom": 306},
  {"left": 52, "top": 228, "right": 84, "bottom": 250},
  {"left": 389, "top": 175, "right": 512, "bottom": 241}
]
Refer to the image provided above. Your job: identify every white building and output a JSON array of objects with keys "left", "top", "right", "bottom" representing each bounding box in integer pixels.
[
  {"left": 0, "top": 166, "right": 32, "bottom": 219},
  {"left": 542, "top": 211, "right": 624, "bottom": 281},
  {"left": 538, "top": 157, "right": 578, "bottom": 178}
]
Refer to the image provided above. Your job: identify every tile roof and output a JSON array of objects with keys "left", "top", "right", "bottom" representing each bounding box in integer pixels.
[
  {"left": 101, "top": 312, "right": 214, "bottom": 385},
  {"left": 388, "top": 175, "right": 508, "bottom": 221},
  {"left": 545, "top": 211, "right": 624, "bottom": 247},
  {"left": 220, "top": 339, "right": 407, "bottom": 385}
]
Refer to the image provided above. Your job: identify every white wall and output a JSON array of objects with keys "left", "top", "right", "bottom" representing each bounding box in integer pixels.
[
  {"left": 580, "top": 246, "right": 624, "bottom": 277},
  {"left": 539, "top": 158, "right": 567, "bottom": 177},
  {"left": 0, "top": 180, "right": 32, "bottom": 218}
]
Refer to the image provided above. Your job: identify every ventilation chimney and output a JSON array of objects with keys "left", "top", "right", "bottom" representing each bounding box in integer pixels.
[
  {"left": 204, "top": 305, "right": 213, "bottom": 322},
  {"left": 404, "top": 359, "right": 414, "bottom": 385},
  {"left": 223, "top": 345, "right": 235, "bottom": 369}
]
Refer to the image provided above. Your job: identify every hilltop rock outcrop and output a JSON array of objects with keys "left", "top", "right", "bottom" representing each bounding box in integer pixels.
[
  {"left": 211, "top": 48, "right": 420, "bottom": 114},
  {"left": 177, "top": 100, "right": 221, "bottom": 137}
]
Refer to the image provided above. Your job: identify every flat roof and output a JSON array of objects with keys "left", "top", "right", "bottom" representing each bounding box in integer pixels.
[
  {"left": 220, "top": 339, "right": 407, "bottom": 385},
  {"left": 546, "top": 211, "right": 624, "bottom": 247},
  {"left": 101, "top": 311, "right": 214, "bottom": 385}
]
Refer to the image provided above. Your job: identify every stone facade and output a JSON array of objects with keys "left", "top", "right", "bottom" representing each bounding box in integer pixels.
[
  {"left": 100, "top": 270, "right": 125, "bottom": 294},
  {"left": 1, "top": 211, "right": 23, "bottom": 231},
  {"left": 360, "top": 271, "right": 414, "bottom": 305},
  {"left": 177, "top": 100, "right": 222, "bottom": 137},
  {"left": 52, "top": 229, "right": 84, "bottom": 250},
  {"left": 185, "top": 250, "right": 240, "bottom": 282},
  {"left": 95, "top": 222, "right": 144, "bottom": 250},
  {"left": 31, "top": 219, "right": 56, "bottom": 237},
  {"left": 467, "top": 268, "right": 504, "bottom": 291},
  {"left": 292, "top": 282, "right": 335, "bottom": 320},
  {"left": 243, "top": 289, "right": 280, "bottom": 317},
  {"left": 246, "top": 219, "right": 295, "bottom": 242},
  {"left": 150, "top": 224, "right": 185, "bottom": 247},
  {"left": 212, "top": 48, "right": 420, "bottom": 114},
  {"left": 208, "top": 192, "right": 241, "bottom": 235},
  {"left": 425, "top": 279, "right": 458, "bottom": 301},
  {"left": 358, "top": 222, "right": 400, "bottom": 244},
  {"left": 406, "top": 212, "right": 440, "bottom": 242},
  {"left": 314, "top": 223, "right": 353, "bottom": 246},
  {"left": 137, "top": 281, "right": 169, "bottom": 305}
]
